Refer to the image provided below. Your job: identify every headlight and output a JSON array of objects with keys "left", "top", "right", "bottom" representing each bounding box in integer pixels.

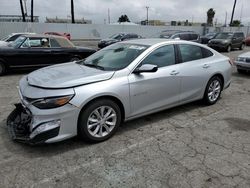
[
  {"left": 237, "top": 57, "right": 246, "bottom": 62},
  {"left": 32, "top": 95, "right": 74, "bottom": 109}
]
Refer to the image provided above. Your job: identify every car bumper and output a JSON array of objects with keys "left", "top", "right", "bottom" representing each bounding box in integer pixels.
[
  {"left": 235, "top": 61, "right": 250, "bottom": 71},
  {"left": 7, "top": 102, "right": 79, "bottom": 144}
]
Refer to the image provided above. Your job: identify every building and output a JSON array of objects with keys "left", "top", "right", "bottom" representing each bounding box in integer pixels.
[
  {"left": 45, "top": 17, "right": 92, "bottom": 24},
  {"left": 0, "top": 15, "right": 39, "bottom": 22},
  {"left": 140, "top": 20, "right": 166, "bottom": 26}
]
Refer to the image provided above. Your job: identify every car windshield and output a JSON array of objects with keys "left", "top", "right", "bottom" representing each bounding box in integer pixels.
[
  {"left": 10, "top": 36, "right": 26, "bottom": 48},
  {"left": 78, "top": 43, "right": 148, "bottom": 71},
  {"left": 215, "top": 33, "right": 233, "bottom": 39},
  {"left": 109, "top": 34, "right": 124, "bottom": 40}
]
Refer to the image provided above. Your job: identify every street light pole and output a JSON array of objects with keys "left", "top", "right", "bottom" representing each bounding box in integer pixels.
[
  {"left": 146, "top": 6, "right": 149, "bottom": 25},
  {"left": 230, "top": 0, "right": 237, "bottom": 26}
]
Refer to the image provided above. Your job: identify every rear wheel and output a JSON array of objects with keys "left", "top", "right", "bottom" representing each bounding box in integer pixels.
[
  {"left": 239, "top": 43, "right": 245, "bottom": 50},
  {"left": 0, "top": 61, "right": 6, "bottom": 76},
  {"left": 78, "top": 99, "right": 121, "bottom": 142},
  {"left": 203, "top": 76, "right": 222, "bottom": 105}
]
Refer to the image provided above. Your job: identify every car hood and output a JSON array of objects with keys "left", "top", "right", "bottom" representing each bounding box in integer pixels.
[
  {"left": 100, "top": 38, "right": 119, "bottom": 43},
  {"left": 238, "top": 51, "right": 250, "bottom": 58},
  {"left": 27, "top": 62, "right": 115, "bottom": 89}
]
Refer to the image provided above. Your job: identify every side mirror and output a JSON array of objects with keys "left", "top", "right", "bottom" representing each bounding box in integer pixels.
[{"left": 133, "top": 64, "right": 158, "bottom": 74}]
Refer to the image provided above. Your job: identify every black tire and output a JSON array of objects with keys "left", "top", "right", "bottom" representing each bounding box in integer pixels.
[
  {"left": 239, "top": 43, "right": 245, "bottom": 50},
  {"left": 78, "top": 99, "right": 121, "bottom": 142},
  {"left": 226, "top": 45, "right": 231, "bottom": 52},
  {"left": 203, "top": 76, "right": 222, "bottom": 105},
  {"left": 0, "top": 61, "right": 6, "bottom": 76},
  {"left": 70, "top": 57, "right": 80, "bottom": 62},
  {"left": 237, "top": 69, "right": 245, "bottom": 74}
]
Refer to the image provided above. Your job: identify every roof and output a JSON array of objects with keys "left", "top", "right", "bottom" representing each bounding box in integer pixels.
[
  {"left": 121, "top": 38, "right": 177, "bottom": 46},
  {"left": 21, "top": 34, "right": 66, "bottom": 39}
]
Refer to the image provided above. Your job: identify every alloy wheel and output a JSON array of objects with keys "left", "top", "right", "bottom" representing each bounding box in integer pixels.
[{"left": 208, "top": 80, "right": 221, "bottom": 102}]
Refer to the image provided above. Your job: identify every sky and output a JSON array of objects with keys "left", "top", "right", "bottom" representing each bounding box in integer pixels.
[{"left": 0, "top": 0, "right": 250, "bottom": 25}]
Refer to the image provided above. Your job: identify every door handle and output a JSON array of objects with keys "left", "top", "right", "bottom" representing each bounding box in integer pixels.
[
  {"left": 170, "top": 70, "right": 179, "bottom": 75},
  {"left": 203, "top": 64, "right": 210, "bottom": 68}
]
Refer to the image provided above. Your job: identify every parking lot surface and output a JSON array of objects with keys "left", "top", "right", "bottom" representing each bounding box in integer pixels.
[{"left": 0, "top": 44, "right": 250, "bottom": 188}]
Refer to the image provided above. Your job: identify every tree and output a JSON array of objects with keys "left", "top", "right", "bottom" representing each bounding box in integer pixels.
[
  {"left": 31, "top": 0, "right": 34, "bottom": 22},
  {"left": 207, "top": 8, "right": 215, "bottom": 26},
  {"left": 71, "top": 0, "right": 75, "bottom": 23},
  {"left": 177, "top": 21, "right": 182, "bottom": 26},
  {"left": 19, "top": 0, "right": 26, "bottom": 22},
  {"left": 231, "top": 20, "right": 241, "bottom": 27},
  {"left": 118, "top": 15, "right": 130, "bottom": 23},
  {"left": 230, "top": 0, "right": 237, "bottom": 26}
]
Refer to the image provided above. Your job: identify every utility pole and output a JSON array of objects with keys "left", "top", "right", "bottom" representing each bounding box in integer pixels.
[
  {"left": 146, "top": 6, "right": 149, "bottom": 25},
  {"left": 19, "top": 0, "right": 26, "bottom": 22},
  {"left": 224, "top": 11, "right": 227, "bottom": 26},
  {"left": 23, "top": 0, "right": 28, "bottom": 16},
  {"left": 31, "top": 0, "right": 34, "bottom": 22},
  {"left": 108, "top": 8, "right": 110, "bottom": 24},
  {"left": 71, "top": 0, "right": 75, "bottom": 23},
  {"left": 230, "top": 0, "right": 237, "bottom": 26}
]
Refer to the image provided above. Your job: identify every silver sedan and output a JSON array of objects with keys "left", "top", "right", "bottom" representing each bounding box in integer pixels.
[
  {"left": 235, "top": 52, "right": 250, "bottom": 73},
  {"left": 7, "top": 39, "right": 232, "bottom": 144}
]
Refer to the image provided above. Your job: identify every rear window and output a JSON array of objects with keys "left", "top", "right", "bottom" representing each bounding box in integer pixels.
[{"left": 54, "top": 38, "right": 74, "bottom": 48}]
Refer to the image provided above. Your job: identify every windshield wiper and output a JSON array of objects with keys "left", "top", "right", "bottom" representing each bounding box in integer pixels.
[{"left": 83, "top": 63, "right": 105, "bottom": 70}]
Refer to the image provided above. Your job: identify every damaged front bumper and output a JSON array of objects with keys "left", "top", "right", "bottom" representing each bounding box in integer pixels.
[{"left": 7, "top": 103, "right": 60, "bottom": 144}]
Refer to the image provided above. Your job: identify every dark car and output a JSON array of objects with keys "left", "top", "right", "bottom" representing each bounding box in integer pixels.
[
  {"left": 159, "top": 30, "right": 201, "bottom": 43},
  {"left": 208, "top": 32, "right": 245, "bottom": 52},
  {"left": 200, "top": 32, "right": 218, "bottom": 44},
  {"left": 98, "top": 33, "right": 142, "bottom": 48},
  {"left": 0, "top": 34, "right": 96, "bottom": 75},
  {"left": 245, "top": 35, "right": 250, "bottom": 46}
]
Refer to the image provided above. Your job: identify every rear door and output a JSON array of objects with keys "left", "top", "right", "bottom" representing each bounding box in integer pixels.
[
  {"left": 128, "top": 44, "right": 181, "bottom": 116},
  {"left": 177, "top": 44, "right": 214, "bottom": 103}
]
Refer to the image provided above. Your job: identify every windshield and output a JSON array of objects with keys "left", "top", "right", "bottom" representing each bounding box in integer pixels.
[
  {"left": 78, "top": 43, "right": 148, "bottom": 71},
  {"left": 215, "top": 33, "right": 233, "bottom": 39},
  {"left": 10, "top": 36, "right": 26, "bottom": 48},
  {"left": 109, "top": 34, "right": 124, "bottom": 40}
]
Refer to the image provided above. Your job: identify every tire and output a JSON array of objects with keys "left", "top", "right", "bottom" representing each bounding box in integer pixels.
[
  {"left": 0, "top": 61, "right": 6, "bottom": 76},
  {"left": 239, "top": 43, "right": 245, "bottom": 50},
  {"left": 203, "top": 76, "right": 222, "bottom": 105},
  {"left": 226, "top": 45, "right": 231, "bottom": 52},
  {"left": 78, "top": 99, "right": 121, "bottom": 142},
  {"left": 237, "top": 69, "right": 245, "bottom": 74},
  {"left": 70, "top": 57, "right": 80, "bottom": 62}
]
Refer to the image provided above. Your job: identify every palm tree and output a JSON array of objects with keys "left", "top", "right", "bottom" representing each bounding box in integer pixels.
[
  {"left": 71, "top": 0, "right": 75, "bottom": 23},
  {"left": 31, "top": 0, "right": 34, "bottom": 22},
  {"left": 207, "top": 8, "right": 215, "bottom": 26},
  {"left": 230, "top": 0, "right": 237, "bottom": 26},
  {"left": 19, "top": 0, "right": 26, "bottom": 22}
]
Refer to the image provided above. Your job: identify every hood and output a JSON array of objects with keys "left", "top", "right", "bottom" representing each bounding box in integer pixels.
[
  {"left": 238, "top": 52, "right": 250, "bottom": 58},
  {"left": 27, "top": 62, "right": 115, "bottom": 89},
  {"left": 209, "top": 39, "right": 230, "bottom": 43},
  {"left": 0, "top": 41, "right": 9, "bottom": 47},
  {"left": 100, "top": 38, "right": 119, "bottom": 43}
]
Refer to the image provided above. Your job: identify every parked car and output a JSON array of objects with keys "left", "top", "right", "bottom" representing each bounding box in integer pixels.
[
  {"left": 208, "top": 32, "right": 245, "bottom": 52},
  {"left": 200, "top": 32, "right": 218, "bottom": 44},
  {"left": 7, "top": 39, "right": 232, "bottom": 144},
  {"left": 98, "top": 33, "right": 142, "bottom": 48},
  {"left": 235, "top": 52, "right": 250, "bottom": 73},
  {"left": 159, "top": 30, "right": 201, "bottom": 43},
  {"left": 44, "top": 32, "right": 71, "bottom": 40},
  {"left": 0, "top": 34, "right": 96, "bottom": 75},
  {"left": 0, "top": 32, "right": 36, "bottom": 47},
  {"left": 245, "top": 35, "right": 250, "bottom": 46}
]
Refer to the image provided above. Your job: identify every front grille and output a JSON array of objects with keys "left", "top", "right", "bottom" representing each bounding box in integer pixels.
[{"left": 246, "top": 58, "right": 250, "bottom": 63}]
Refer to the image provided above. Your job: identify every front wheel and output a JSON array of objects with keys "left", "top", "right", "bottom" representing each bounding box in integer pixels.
[
  {"left": 78, "top": 99, "right": 121, "bottom": 142},
  {"left": 203, "top": 76, "right": 222, "bottom": 105},
  {"left": 239, "top": 43, "right": 245, "bottom": 50}
]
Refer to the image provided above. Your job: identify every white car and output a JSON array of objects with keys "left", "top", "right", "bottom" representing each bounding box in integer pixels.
[
  {"left": 235, "top": 52, "right": 250, "bottom": 73},
  {"left": 0, "top": 32, "right": 36, "bottom": 47}
]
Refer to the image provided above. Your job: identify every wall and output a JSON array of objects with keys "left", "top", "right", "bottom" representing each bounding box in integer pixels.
[{"left": 0, "top": 22, "right": 249, "bottom": 40}]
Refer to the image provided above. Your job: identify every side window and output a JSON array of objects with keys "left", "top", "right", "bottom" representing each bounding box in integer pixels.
[
  {"left": 141, "top": 45, "right": 176, "bottom": 68},
  {"left": 201, "top": 48, "right": 213, "bottom": 58},
  {"left": 21, "top": 38, "right": 30, "bottom": 48},
  {"left": 179, "top": 44, "right": 203, "bottom": 62},
  {"left": 29, "top": 39, "right": 42, "bottom": 47},
  {"left": 179, "top": 34, "right": 190, "bottom": 40},
  {"left": 50, "top": 38, "right": 61, "bottom": 47}
]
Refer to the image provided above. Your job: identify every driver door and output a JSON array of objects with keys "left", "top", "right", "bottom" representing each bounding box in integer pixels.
[{"left": 128, "top": 44, "right": 181, "bottom": 117}]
